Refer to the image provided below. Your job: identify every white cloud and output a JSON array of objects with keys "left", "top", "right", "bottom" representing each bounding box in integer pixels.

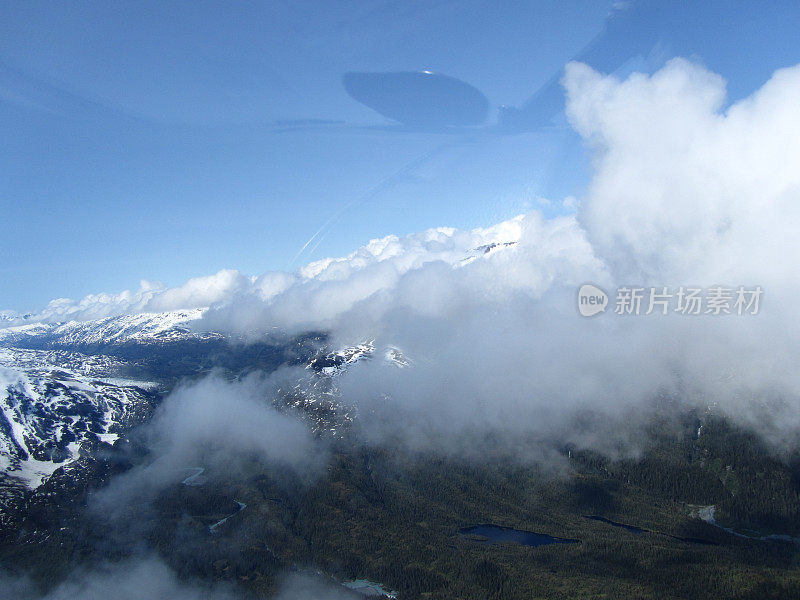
[
  {"left": 143, "top": 269, "right": 250, "bottom": 313},
  {"left": 93, "top": 370, "right": 325, "bottom": 516},
  {"left": 566, "top": 58, "right": 800, "bottom": 286}
]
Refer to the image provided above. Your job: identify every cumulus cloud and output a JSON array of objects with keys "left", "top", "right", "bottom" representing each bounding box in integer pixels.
[
  {"left": 201, "top": 211, "right": 602, "bottom": 339},
  {"left": 566, "top": 58, "right": 800, "bottom": 287},
  {"left": 142, "top": 269, "right": 251, "bottom": 313},
  {"left": 560, "top": 58, "right": 800, "bottom": 439}
]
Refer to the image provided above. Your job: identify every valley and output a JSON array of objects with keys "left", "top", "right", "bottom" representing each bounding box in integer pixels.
[{"left": 0, "top": 313, "right": 799, "bottom": 599}]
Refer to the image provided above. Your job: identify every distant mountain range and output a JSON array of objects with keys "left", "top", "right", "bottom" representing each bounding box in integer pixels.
[{"left": 0, "top": 308, "right": 411, "bottom": 508}]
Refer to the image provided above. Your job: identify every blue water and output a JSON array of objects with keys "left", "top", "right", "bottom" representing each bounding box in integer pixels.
[{"left": 460, "top": 525, "right": 579, "bottom": 547}]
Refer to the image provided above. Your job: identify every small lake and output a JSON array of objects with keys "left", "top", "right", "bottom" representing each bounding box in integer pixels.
[{"left": 460, "top": 525, "right": 579, "bottom": 548}]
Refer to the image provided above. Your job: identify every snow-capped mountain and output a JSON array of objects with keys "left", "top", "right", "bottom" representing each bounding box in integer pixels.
[
  {"left": 0, "top": 305, "right": 413, "bottom": 505},
  {"left": 307, "top": 341, "right": 376, "bottom": 376},
  {"left": 0, "top": 309, "right": 211, "bottom": 349},
  {"left": 0, "top": 315, "right": 217, "bottom": 500},
  {"left": 0, "top": 311, "right": 214, "bottom": 504},
  {"left": 0, "top": 347, "right": 161, "bottom": 526}
]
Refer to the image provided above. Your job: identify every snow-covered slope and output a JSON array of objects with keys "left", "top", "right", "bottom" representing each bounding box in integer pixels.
[
  {"left": 0, "top": 310, "right": 214, "bottom": 499},
  {"left": 0, "top": 290, "right": 420, "bottom": 503},
  {"left": 0, "top": 348, "right": 158, "bottom": 491},
  {"left": 0, "top": 317, "right": 412, "bottom": 496}
]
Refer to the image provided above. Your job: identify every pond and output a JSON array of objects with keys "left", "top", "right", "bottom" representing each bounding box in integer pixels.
[{"left": 460, "top": 525, "right": 579, "bottom": 548}]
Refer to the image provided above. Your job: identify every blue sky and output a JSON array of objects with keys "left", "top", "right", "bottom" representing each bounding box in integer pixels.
[{"left": 2, "top": 0, "right": 799, "bottom": 312}]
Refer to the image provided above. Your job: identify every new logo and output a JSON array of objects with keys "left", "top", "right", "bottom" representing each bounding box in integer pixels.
[{"left": 577, "top": 283, "right": 608, "bottom": 317}]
